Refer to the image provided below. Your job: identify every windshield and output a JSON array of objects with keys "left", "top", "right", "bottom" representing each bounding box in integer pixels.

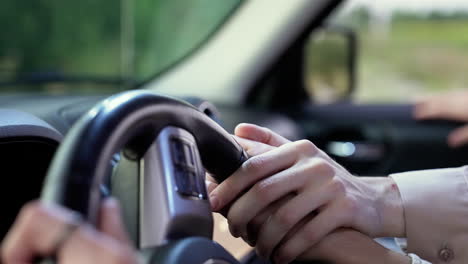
[{"left": 0, "top": 0, "right": 242, "bottom": 94}]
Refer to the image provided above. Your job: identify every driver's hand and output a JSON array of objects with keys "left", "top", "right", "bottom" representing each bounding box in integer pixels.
[
  {"left": 209, "top": 123, "right": 405, "bottom": 264},
  {"left": 414, "top": 90, "right": 468, "bottom": 147},
  {"left": 299, "top": 228, "right": 410, "bottom": 264},
  {"left": 1, "top": 198, "right": 137, "bottom": 264}
]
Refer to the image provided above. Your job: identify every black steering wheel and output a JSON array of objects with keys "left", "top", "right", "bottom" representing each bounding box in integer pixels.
[{"left": 40, "top": 90, "right": 248, "bottom": 263}]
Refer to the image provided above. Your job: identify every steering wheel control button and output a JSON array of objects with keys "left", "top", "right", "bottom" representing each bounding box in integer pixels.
[
  {"left": 438, "top": 246, "right": 454, "bottom": 262},
  {"left": 171, "top": 138, "right": 206, "bottom": 199},
  {"left": 141, "top": 126, "right": 214, "bottom": 247}
]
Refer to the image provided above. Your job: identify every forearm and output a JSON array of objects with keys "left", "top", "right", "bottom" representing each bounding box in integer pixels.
[
  {"left": 299, "top": 228, "right": 410, "bottom": 264},
  {"left": 331, "top": 244, "right": 410, "bottom": 264}
]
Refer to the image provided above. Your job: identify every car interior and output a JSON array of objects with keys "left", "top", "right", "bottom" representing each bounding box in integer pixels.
[{"left": 2, "top": 0, "right": 468, "bottom": 263}]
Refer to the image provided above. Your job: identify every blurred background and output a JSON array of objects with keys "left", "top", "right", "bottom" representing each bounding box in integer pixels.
[
  {"left": 307, "top": 0, "right": 468, "bottom": 103},
  {"left": 3, "top": 0, "right": 468, "bottom": 103},
  {"left": 0, "top": 0, "right": 241, "bottom": 94}
]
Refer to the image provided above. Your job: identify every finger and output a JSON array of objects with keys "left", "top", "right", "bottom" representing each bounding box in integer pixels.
[
  {"left": 2, "top": 201, "right": 137, "bottom": 264},
  {"left": 234, "top": 123, "right": 290, "bottom": 147},
  {"left": 244, "top": 200, "right": 283, "bottom": 247},
  {"left": 98, "top": 197, "right": 132, "bottom": 244},
  {"left": 273, "top": 203, "right": 345, "bottom": 264},
  {"left": 206, "top": 173, "right": 219, "bottom": 194},
  {"left": 210, "top": 140, "right": 318, "bottom": 212},
  {"left": 58, "top": 223, "right": 136, "bottom": 264},
  {"left": 413, "top": 95, "right": 468, "bottom": 121},
  {"left": 206, "top": 180, "right": 218, "bottom": 195},
  {"left": 1, "top": 201, "right": 80, "bottom": 263},
  {"left": 227, "top": 158, "right": 329, "bottom": 239},
  {"left": 297, "top": 228, "right": 396, "bottom": 264},
  {"left": 246, "top": 194, "right": 295, "bottom": 246},
  {"left": 255, "top": 182, "right": 336, "bottom": 259},
  {"left": 297, "top": 228, "right": 351, "bottom": 262},
  {"left": 234, "top": 136, "right": 276, "bottom": 156},
  {"left": 448, "top": 124, "right": 468, "bottom": 147}
]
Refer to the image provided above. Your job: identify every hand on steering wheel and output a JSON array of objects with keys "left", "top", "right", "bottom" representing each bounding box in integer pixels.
[
  {"left": 1, "top": 198, "right": 136, "bottom": 264},
  {"left": 209, "top": 123, "right": 405, "bottom": 264}
]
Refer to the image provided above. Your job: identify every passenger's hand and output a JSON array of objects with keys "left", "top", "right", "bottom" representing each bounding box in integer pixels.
[
  {"left": 414, "top": 91, "right": 468, "bottom": 147},
  {"left": 1, "top": 198, "right": 137, "bottom": 264},
  {"left": 209, "top": 123, "right": 405, "bottom": 264}
]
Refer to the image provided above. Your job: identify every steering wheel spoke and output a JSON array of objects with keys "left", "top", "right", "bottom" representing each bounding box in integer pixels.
[{"left": 139, "top": 126, "right": 213, "bottom": 248}]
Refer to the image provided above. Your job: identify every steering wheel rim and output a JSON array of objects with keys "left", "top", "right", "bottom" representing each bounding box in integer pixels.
[{"left": 39, "top": 90, "right": 247, "bottom": 263}]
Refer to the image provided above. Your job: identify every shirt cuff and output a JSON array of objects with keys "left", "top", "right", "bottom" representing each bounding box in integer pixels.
[{"left": 390, "top": 166, "right": 468, "bottom": 264}]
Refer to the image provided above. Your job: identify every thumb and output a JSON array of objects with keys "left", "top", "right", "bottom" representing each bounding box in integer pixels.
[
  {"left": 98, "top": 197, "right": 132, "bottom": 245},
  {"left": 234, "top": 123, "right": 290, "bottom": 147}
]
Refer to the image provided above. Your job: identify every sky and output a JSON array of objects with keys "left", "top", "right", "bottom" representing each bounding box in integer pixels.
[{"left": 342, "top": 0, "right": 468, "bottom": 16}]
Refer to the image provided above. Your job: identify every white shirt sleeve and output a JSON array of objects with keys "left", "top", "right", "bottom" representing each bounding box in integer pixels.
[{"left": 390, "top": 166, "right": 468, "bottom": 264}]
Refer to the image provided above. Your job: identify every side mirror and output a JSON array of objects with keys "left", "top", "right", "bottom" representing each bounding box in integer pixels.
[{"left": 304, "top": 24, "right": 358, "bottom": 103}]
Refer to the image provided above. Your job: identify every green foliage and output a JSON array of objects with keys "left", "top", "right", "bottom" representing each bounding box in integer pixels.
[
  {"left": 312, "top": 6, "right": 468, "bottom": 102},
  {"left": 0, "top": 0, "right": 241, "bottom": 93},
  {"left": 134, "top": 0, "right": 240, "bottom": 80}
]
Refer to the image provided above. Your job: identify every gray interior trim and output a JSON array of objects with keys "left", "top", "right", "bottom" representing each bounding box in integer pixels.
[{"left": 0, "top": 109, "right": 63, "bottom": 142}]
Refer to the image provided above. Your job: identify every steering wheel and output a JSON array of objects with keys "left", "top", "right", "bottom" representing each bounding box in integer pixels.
[{"left": 40, "top": 90, "right": 248, "bottom": 263}]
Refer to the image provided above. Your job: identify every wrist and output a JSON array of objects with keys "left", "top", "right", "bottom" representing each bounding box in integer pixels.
[{"left": 362, "top": 177, "right": 405, "bottom": 237}]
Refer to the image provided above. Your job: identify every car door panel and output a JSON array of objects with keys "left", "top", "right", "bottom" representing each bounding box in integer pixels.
[{"left": 290, "top": 103, "right": 468, "bottom": 175}]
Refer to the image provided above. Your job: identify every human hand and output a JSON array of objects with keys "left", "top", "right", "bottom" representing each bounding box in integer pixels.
[
  {"left": 205, "top": 128, "right": 279, "bottom": 218},
  {"left": 1, "top": 198, "right": 137, "bottom": 264},
  {"left": 414, "top": 91, "right": 468, "bottom": 147},
  {"left": 299, "top": 228, "right": 410, "bottom": 264},
  {"left": 209, "top": 123, "right": 405, "bottom": 264}
]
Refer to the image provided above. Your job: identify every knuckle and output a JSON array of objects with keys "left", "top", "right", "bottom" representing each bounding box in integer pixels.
[
  {"left": 294, "top": 140, "right": 317, "bottom": 155},
  {"left": 329, "top": 179, "right": 346, "bottom": 195},
  {"left": 301, "top": 158, "right": 334, "bottom": 183},
  {"left": 252, "top": 178, "right": 276, "bottom": 203},
  {"left": 312, "top": 159, "right": 334, "bottom": 176},
  {"left": 243, "top": 155, "right": 268, "bottom": 174}
]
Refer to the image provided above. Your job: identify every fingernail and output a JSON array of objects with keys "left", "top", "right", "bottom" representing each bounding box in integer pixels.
[{"left": 210, "top": 195, "right": 219, "bottom": 211}]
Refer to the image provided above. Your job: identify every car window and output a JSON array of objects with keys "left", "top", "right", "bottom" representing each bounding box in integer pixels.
[
  {"left": 306, "top": 0, "right": 468, "bottom": 103},
  {"left": 0, "top": 0, "right": 242, "bottom": 94}
]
